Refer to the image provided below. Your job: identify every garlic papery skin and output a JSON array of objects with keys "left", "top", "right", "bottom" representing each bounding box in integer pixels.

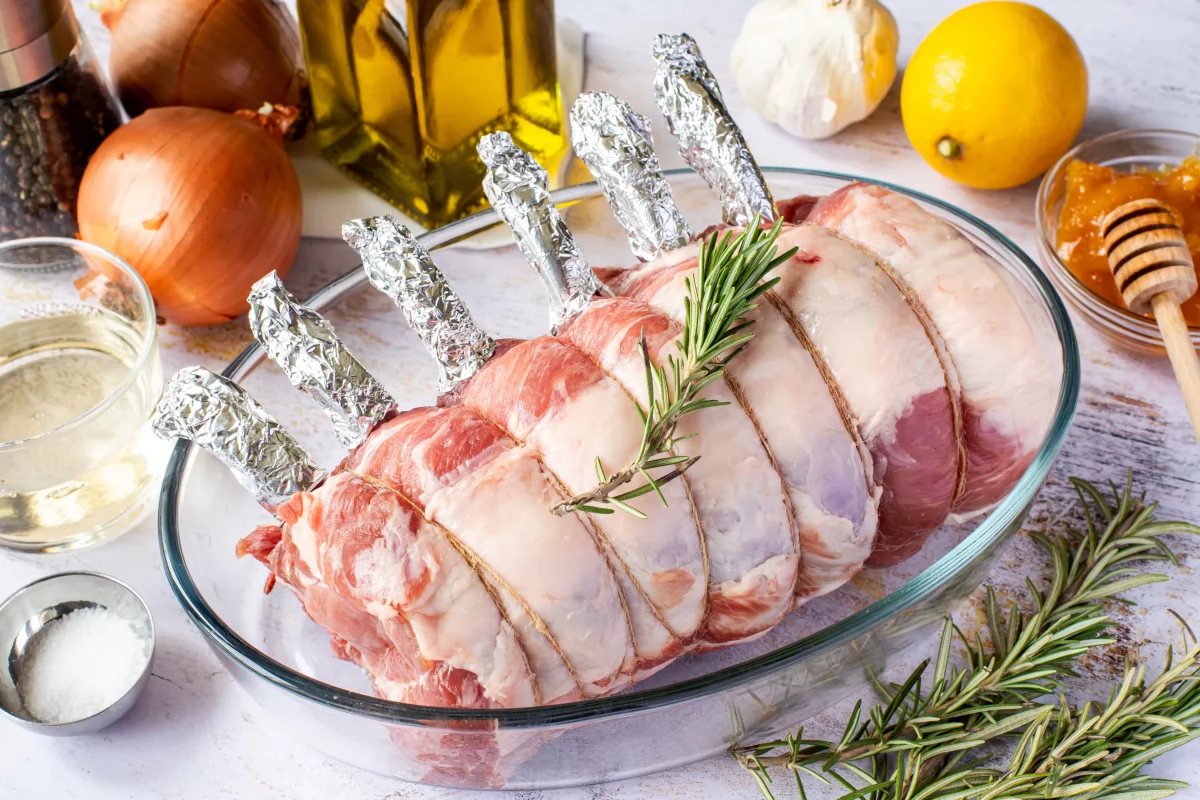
[{"left": 731, "top": 0, "right": 899, "bottom": 140}]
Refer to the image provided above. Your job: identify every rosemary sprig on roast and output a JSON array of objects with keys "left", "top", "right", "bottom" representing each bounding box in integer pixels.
[
  {"left": 553, "top": 218, "right": 794, "bottom": 518},
  {"left": 736, "top": 474, "right": 1200, "bottom": 800}
]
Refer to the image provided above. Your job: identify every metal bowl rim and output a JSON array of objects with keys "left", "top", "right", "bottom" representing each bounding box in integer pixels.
[{"left": 0, "top": 570, "right": 156, "bottom": 729}]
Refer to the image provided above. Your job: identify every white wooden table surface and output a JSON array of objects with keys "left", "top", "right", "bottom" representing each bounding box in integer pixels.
[{"left": 5, "top": 1, "right": 1200, "bottom": 797}]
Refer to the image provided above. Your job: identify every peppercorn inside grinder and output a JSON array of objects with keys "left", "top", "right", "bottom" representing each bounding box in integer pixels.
[
  {"left": 0, "top": 571, "right": 155, "bottom": 735},
  {"left": 0, "top": 0, "right": 124, "bottom": 253}
]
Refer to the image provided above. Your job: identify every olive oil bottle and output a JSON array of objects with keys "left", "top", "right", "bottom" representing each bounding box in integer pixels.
[{"left": 297, "top": 0, "right": 565, "bottom": 228}]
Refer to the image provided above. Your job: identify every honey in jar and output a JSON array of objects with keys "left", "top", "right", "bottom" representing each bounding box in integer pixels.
[
  {"left": 1056, "top": 157, "right": 1200, "bottom": 324},
  {"left": 297, "top": 0, "right": 565, "bottom": 228}
]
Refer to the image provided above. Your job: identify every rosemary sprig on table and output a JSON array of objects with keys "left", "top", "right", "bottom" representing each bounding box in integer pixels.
[
  {"left": 552, "top": 218, "right": 795, "bottom": 517},
  {"left": 737, "top": 474, "right": 1200, "bottom": 800}
]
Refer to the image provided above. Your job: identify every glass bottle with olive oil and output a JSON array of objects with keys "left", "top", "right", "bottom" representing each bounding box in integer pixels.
[{"left": 297, "top": 0, "right": 565, "bottom": 228}]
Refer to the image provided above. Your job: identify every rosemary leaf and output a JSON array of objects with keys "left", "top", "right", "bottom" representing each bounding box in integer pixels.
[
  {"left": 574, "top": 504, "right": 615, "bottom": 516},
  {"left": 735, "top": 472, "right": 1200, "bottom": 800},
  {"left": 551, "top": 218, "right": 795, "bottom": 517}
]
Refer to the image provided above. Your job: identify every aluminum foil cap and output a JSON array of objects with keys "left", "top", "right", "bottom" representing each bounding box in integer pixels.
[
  {"left": 652, "top": 33, "right": 775, "bottom": 226},
  {"left": 152, "top": 367, "right": 326, "bottom": 510},
  {"left": 477, "top": 131, "right": 605, "bottom": 332},
  {"left": 570, "top": 92, "right": 692, "bottom": 261},
  {"left": 248, "top": 272, "right": 394, "bottom": 448},
  {"left": 343, "top": 215, "right": 495, "bottom": 394}
]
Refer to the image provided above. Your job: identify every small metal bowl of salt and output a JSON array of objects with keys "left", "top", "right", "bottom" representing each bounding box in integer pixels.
[{"left": 0, "top": 571, "right": 154, "bottom": 735}]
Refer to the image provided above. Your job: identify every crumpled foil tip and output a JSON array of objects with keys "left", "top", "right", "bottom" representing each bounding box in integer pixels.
[
  {"left": 477, "top": 131, "right": 521, "bottom": 170},
  {"left": 478, "top": 132, "right": 603, "bottom": 331},
  {"left": 570, "top": 91, "right": 692, "bottom": 261},
  {"left": 152, "top": 366, "right": 326, "bottom": 510},
  {"left": 248, "top": 271, "right": 394, "bottom": 448},
  {"left": 652, "top": 32, "right": 775, "bottom": 226},
  {"left": 344, "top": 215, "right": 495, "bottom": 393}
]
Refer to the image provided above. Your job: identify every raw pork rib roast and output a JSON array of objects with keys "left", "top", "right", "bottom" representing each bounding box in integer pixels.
[{"left": 154, "top": 35, "right": 1061, "bottom": 787}]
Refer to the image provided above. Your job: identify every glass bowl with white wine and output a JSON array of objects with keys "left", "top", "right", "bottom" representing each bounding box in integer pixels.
[{"left": 0, "top": 238, "right": 164, "bottom": 552}]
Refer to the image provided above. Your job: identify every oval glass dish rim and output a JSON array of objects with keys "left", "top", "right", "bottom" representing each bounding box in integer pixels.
[
  {"left": 1034, "top": 128, "right": 1200, "bottom": 336},
  {"left": 0, "top": 236, "right": 158, "bottom": 451},
  {"left": 159, "top": 166, "right": 1081, "bottom": 729}
]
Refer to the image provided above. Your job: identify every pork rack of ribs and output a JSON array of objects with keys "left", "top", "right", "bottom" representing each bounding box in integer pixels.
[{"left": 153, "top": 33, "right": 1061, "bottom": 789}]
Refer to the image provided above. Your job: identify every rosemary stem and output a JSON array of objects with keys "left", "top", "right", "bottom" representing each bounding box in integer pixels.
[
  {"left": 735, "top": 472, "right": 1200, "bottom": 800},
  {"left": 553, "top": 218, "right": 793, "bottom": 517}
]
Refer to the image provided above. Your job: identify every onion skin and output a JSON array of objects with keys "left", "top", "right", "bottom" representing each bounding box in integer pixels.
[
  {"left": 77, "top": 107, "right": 302, "bottom": 327},
  {"left": 100, "top": 0, "right": 305, "bottom": 116}
]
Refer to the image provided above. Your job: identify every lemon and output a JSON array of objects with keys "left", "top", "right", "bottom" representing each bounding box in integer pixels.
[{"left": 901, "top": 2, "right": 1088, "bottom": 189}]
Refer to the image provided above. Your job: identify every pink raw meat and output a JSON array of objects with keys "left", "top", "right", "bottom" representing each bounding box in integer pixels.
[
  {"left": 237, "top": 472, "right": 535, "bottom": 708},
  {"left": 347, "top": 406, "right": 634, "bottom": 702},
  {"left": 610, "top": 252, "right": 879, "bottom": 598},
  {"left": 457, "top": 335, "right": 707, "bottom": 674},
  {"left": 808, "top": 183, "right": 1062, "bottom": 512},
  {"left": 560, "top": 296, "right": 802, "bottom": 645},
  {"left": 219, "top": 183, "right": 1060, "bottom": 748},
  {"left": 770, "top": 225, "right": 962, "bottom": 566}
]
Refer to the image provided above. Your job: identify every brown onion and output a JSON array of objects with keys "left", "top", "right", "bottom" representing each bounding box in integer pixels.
[
  {"left": 99, "top": 0, "right": 305, "bottom": 117},
  {"left": 78, "top": 106, "right": 303, "bottom": 327}
]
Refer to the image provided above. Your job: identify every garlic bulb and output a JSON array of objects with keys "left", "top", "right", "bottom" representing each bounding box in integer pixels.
[{"left": 731, "top": 0, "right": 899, "bottom": 140}]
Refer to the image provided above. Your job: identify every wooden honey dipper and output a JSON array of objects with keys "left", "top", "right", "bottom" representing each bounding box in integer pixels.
[{"left": 1102, "top": 197, "right": 1200, "bottom": 443}]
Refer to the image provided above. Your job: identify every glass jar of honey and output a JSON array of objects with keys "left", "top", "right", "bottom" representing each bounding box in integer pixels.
[
  {"left": 297, "top": 0, "right": 566, "bottom": 228},
  {"left": 1056, "top": 157, "right": 1200, "bottom": 324},
  {"left": 1037, "top": 129, "right": 1200, "bottom": 354}
]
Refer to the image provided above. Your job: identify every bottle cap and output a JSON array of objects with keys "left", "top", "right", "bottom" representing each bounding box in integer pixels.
[{"left": 0, "top": 0, "right": 79, "bottom": 93}]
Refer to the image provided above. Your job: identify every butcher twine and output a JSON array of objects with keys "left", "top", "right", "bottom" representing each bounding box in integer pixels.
[
  {"left": 355, "top": 469, "right": 582, "bottom": 705},
  {"left": 454, "top": 397, "right": 650, "bottom": 663},
  {"left": 550, "top": 317, "right": 713, "bottom": 641},
  {"left": 833, "top": 233, "right": 969, "bottom": 506}
]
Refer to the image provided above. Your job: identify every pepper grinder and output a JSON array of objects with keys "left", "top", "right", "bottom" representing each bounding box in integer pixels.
[
  {"left": 1102, "top": 198, "right": 1200, "bottom": 444},
  {"left": 0, "top": 0, "right": 123, "bottom": 247}
]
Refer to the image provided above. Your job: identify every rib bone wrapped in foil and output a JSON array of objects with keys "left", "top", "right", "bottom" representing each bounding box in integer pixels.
[
  {"left": 343, "top": 215, "right": 496, "bottom": 393},
  {"left": 152, "top": 366, "right": 326, "bottom": 509},
  {"left": 248, "top": 272, "right": 394, "bottom": 448},
  {"left": 652, "top": 33, "right": 775, "bottom": 226},
  {"left": 478, "top": 131, "right": 604, "bottom": 331},
  {"left": 570, "top": 92, "right": 692, "bottom": 261}
]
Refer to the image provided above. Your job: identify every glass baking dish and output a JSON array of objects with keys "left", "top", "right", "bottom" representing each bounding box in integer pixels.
[{"left": 158, "top": 167, "right": 1080, "bottom": 790}]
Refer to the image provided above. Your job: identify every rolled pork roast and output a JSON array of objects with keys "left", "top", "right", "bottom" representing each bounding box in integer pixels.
[{"left": 154, "top": 33, "right": 1062, "bottom": 788}]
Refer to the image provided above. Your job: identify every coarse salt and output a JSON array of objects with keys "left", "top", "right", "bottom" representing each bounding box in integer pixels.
[{"left": 16, "top": 606, "right": 149, "bottom": 724}]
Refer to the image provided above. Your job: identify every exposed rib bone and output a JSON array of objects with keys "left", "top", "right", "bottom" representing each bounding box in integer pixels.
[
  {"left": 477, "top": 131, "right": 608, "bottom": 332},
  {"left": 248, "top": 271, "right": 394, "bottom": 448},
  {"left": 652, "top": 33, "right": 775, "bottom": 226},
  {"left": 152, "top": 366, "right": 326, "bottom": 510},
  {"left": 343, "top": 215, "right": 496, "bottom": 393},
  {"left": 570, "top": 92, "right": 692, "bottom": 261}
]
